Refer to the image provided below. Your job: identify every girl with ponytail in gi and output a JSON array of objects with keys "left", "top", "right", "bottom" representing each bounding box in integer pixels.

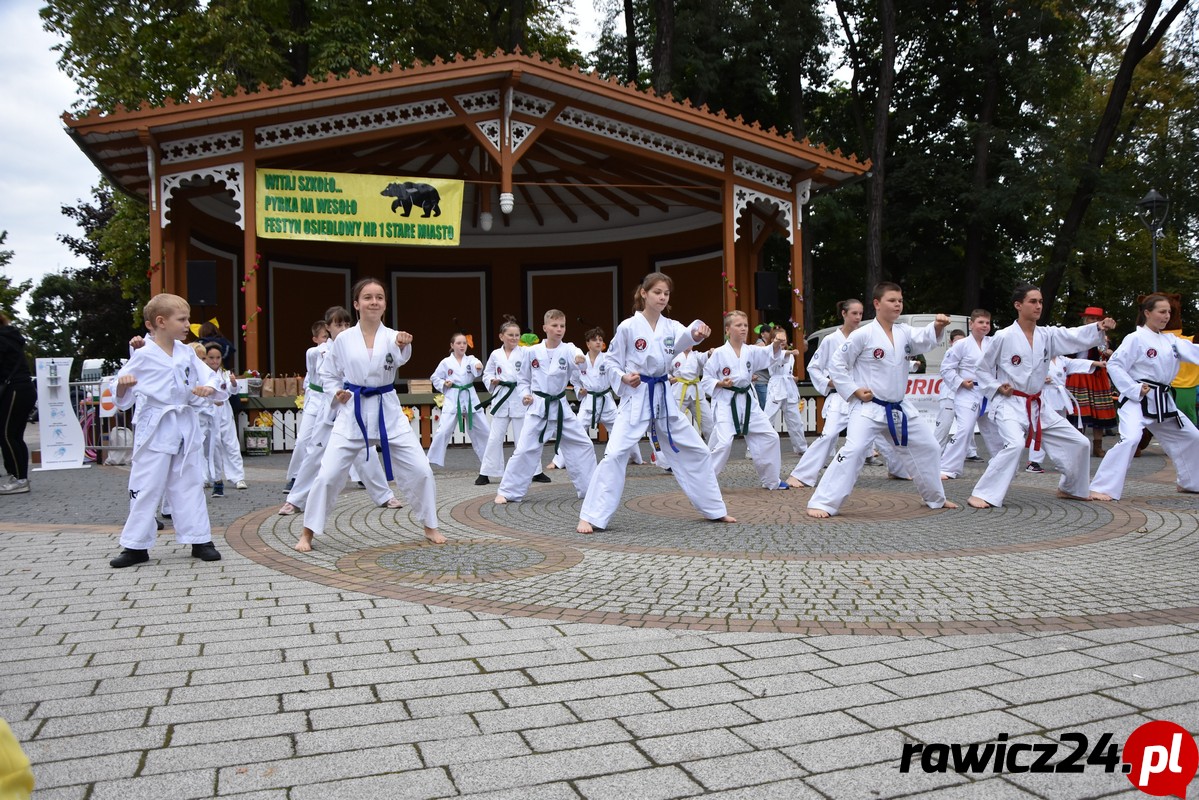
[
  {"left": 296, "top": 278, "right": 444, "bottom": 552},
  {"left": 1090, "top": 294, "right": 1199, "bottom": 500},
  {"left": 427, "top": 332, "right": 490, "bottom": 479},
  {"left": 577, "top": 273, "right": 734, "bottom": 534},
  {"left": 478, "top": 316, "right": 551, "bottom": 486}
]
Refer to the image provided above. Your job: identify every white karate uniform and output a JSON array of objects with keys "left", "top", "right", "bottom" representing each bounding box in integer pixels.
[
  {"left": 116, "top": 340, "right": 220, "bottom": 550},
  {"left": 670, "top": 350, "right": 714, "bottom": 438},
  {"left": 304, "top": 325, "right": 437, "bottom": 535},
  {"left": 705, "top": 341, "right": 785, "bottom": 488},
  {"left": 1028, "top": 356, "right": 1094, "bottom": 465},
  {"left": 761, "top": 351, "right": 808, "bottom": 455},
  {"left": 938, "top": 335, "right": 1001, "bottom": 478},
  {"left": 285, "top": 345, "right": 322, "bottom": 481},
  {"left": 479, "top": 346, "right": 529, "bottom": 478},
  {"left": 202, "top": 367, "right": 245, "bottom": 484},
  {"left": 579, "top": 312, "right": 728, "bottom": 529},
  {"left": 285, "top": 339, "right": 394, "bottom": 510},
  {"left": 427, "top": 353, "right": 490, "bottom": 467},
  {"left": 497, "top": 341, "right": 596, "bottom": 501},
  {"left": 551, "top": 350, "right": 644, "bottom": 469},
  {"left": 808, "top": 320, "right": 948, "bottom": 516},
  {"left": 968, "top": 321, "right": 1105, "bottom": 506},
  {"left": 1090, "top": 327, "right": 1199, "bottom": 499},
  {"left": 790, "top": 329, "right": 911, "bottom": 487}
]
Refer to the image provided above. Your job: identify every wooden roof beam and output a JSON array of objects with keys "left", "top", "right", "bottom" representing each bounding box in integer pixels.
[{"left": 516, "top": 183, "right": 545, "bottom": 226}]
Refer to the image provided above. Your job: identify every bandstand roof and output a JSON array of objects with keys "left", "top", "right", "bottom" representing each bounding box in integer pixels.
[{"left": 63, "top": 50, "right": 870, "bottom": 248}]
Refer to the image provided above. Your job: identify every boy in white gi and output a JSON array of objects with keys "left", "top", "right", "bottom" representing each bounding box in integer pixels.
[
  {"left": 966, "top": 283, "right": 1115, "bottom": 508},
  {"left": 578, "top": 273, "right": 734, "bottom": 534},
  {"left": 761, "top": 327, "right": 808, "bottom": 456},
  {"left": 480, "top": 317, "right": 551, "bottom": 485},
  {"left": 705, "top": 310, "right": 789, "bottom": 489},
  {"left": 109, "top": 294, "right": 223, "bottom": 568},
  {"left": 549, "top": 327, "right": 645, "bottom": 471},
  {"left": 1091, "top": 293, "right": 1199, "bottom": 500},
  {"left": 495, "top": 310, "right": 596, "bottom": 503},
  {"left": 201, "top": 343, "right": 247, "bottom": 496},
  {"left": 671, "top": 346, "right": 714, "bottom": 440},
  {"left": 807, "top": 283, "right": 958, "bottom": 518},
  {"left": 282, "top": 320, "right": 329, "bottom": 494},
  {"left": 428, "top": 332, "right": 490, "bottom": 477},
  {"left": 279, "top": 307, "right": 401, "bottom": 516},
  {"left": 298, "top": 279, "right": 442, "bottom": 552},
  {"left": 939, "top": 309, "right": 1002, "bottom": 479}
]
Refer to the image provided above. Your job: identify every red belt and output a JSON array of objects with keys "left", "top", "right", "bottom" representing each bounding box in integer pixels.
[{"left": 1011, "top": 389, "right": 1042, "bottom": 450}]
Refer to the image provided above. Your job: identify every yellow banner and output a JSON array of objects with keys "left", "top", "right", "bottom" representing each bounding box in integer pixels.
[{"left": 256, "top": 169, "right": 463, "bottom": 246}]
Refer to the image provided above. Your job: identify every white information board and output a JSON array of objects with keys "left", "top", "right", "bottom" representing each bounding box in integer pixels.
[{"left": 34, "top": 357, "right": 90, "bottom": 471}]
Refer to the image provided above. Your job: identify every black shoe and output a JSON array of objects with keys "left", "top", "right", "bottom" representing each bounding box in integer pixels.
[
  {"left": 110, "top": 549, "right": 149, "bottom": 568},
  {"left": 162, "top": 513, "right": 172, "bottom": 519},
  {"left": 211, "top": 482, "right": 224, "bottom": 498},
  {"left": 191, "top": 542, "right": 222, "bottom": 562},
  {"left": 282, "top": 478, "right": 295, "bottom": 493},
  {"left": 156, "top": 519, "right": 165, "bottom": 531},
  {"left": 531, "top": 472, "right": 552, "bottom": 483},
  {"left": 965, "top": 455, "right": 984, "bottom": 462},
  {"left": 357, "top": 481, "right": 365, "bottom": 489},
  {"left": 474, "top": 474, "right": 490, "bottom": 486}
]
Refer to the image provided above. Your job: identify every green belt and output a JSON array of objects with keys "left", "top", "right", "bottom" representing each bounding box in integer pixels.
[
  {"left": 729, "top": 385, "right": 753, "bottom": 436},
  {"left": 588, "top": 388, "right": 612, "bottom": 428},
  {"left": 485, "top": 380, "right": 518, "bottom": 414},
  {"left": 449, "top": 383, "right": 475, "bottom": 432},
  {"left": 307, "top": 382, "right": 323, "bottom": 393},
  {"left": 534, "top": 390, "right": 567, "bottom": 454}
]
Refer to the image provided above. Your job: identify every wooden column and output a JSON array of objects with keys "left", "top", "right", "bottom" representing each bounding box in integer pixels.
[
  {"left": 241, "top": 145, "right": 261, "bottom": 372},
  {"left": 721, "top": 169, "right": 737, "bottom": 315}
]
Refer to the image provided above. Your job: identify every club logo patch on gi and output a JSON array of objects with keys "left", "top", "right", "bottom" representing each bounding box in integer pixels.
[
  {"left": 558, "top": 357, "right": 567, "bottom": 367},
  {"left": 663, "top": 336, "right": 675, "bottom": 354},
  {"left": 384, "top": 354, "right": 395, "bottom": 371},
  {"left": 745, "top": 361, "right": 752, "bottom": 371},
  {"left": 674, "top": 361, "right": 681, "bottom": 369},
  {"left": 1147, "top": 348, "right": 1158, "bottom": 358},
  {"left": 599, "top": 365, "right": 606, "bottom": 374},
  {"left": 904, "top": 345, "right": 912, "bottom": 355},
  {"left": 496, "top": 366, "right": 503, "bottom": 374},
  {"left": 722, "top": 367, "right": 731, "bottom": 376},
  {"left": 531, "top": 359, "right": 540, "bottom": 369},
  {"left": 872, "top": 348, "right": 885, "bottom": 359},
  {"left": 1011, "top": 355, "right": 1022, "bottom": 366},
  {"left": 514, "top": 360, "right": 522, "bottom": 370},
  {"left": 634, "top": 338, "right": 648, "bottom": 351}
]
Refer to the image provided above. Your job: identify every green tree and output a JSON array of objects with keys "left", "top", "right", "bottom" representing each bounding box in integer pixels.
[{"left": 0, "top": 231, "right": 32, "bottom": 320}]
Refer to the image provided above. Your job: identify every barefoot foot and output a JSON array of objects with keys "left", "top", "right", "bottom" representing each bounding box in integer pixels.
[
  {"left": 385, "top": 497, "right": 404, "bottom": 509},
  {"left": 424, "top": 527, "right": 447, "bottom": 544},
  {"left": 494, "top": 495, "right": 509, "bottom": 505},
  {"left": 295, "top": 530, "right": 314, "bottom": 552},
  {"left": 966, "top": 496, "right": 992, "bottom": 509},
  {"left": 1057, "top": 489, "right": 1091, "bottom": 501},
  {"left": 941, "top": 500, "right": 960, "bottom": 509},
  {"left": 576, "top": 520, "right": 594, "bottom": 535},
  {"left": 1090, "top": 492, "right": 1113, "bottom": 501},
  {"left": 785, "top": 476, "right": 809, "bottom": 489},
  {"left": 806, "top": 508, "right": 830, "bottom": 518},
  {"left": 714, "top": 515, "right": 737, "bottom": 523}
]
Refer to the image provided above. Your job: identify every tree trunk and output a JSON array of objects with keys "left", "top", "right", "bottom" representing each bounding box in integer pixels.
[
  {"left": 1039, "top": 0, "right": 1187, "bottom": 320},
  {"left": 865, "top": 0, "right": 895, "bottom": 299},
  {"left": 650, "top": 0, "right": 674, "bottom": 94},
  {"left": 287, "top": 0, "right": 310, "bottom": 86},
  {"left": 962, "top": 0, "right": 999, "bottom": 313},
  {"left": 623, "top": 0, "right": 638, "bottom": 84},
  {"left": 508, "top": 0, "right": 527, "bottom": 52}
]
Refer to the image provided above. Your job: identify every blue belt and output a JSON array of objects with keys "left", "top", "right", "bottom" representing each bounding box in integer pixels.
[
  {"left": 871, "top": 396, "right": 908, "bottom": 446},
  {"left": 643, "top": 374, "right": 680, "bottom": 454},
  {"left": 343, "top": 382, "right": 397, "bottom": 480}
]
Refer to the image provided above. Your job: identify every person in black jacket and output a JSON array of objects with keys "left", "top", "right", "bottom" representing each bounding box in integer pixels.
[{"left": 0, "top": 312, "right": 35, "bottom": 494}]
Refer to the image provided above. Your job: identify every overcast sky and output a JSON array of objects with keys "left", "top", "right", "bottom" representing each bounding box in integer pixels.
[
  {"left": 0, "top": 0, "right": 98, "bottom": 299},
  {"left": 0, "top": 0, "right": 603, "bottom": 313}
]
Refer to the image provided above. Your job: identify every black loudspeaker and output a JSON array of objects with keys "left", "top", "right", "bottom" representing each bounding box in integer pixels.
[
  {"left": 187, "top": 260, "right": 218, "bottom": 306},
  {"left": 754, "top": 271, "right": 779, "bottom": 311}
]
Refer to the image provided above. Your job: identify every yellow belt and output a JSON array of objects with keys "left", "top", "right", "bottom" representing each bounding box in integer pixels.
[{"left": 677, "top": 376, "right": 703, "bottom": 428}]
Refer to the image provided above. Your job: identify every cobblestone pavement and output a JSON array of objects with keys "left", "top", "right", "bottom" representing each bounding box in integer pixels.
[{"left": 2, "top": 437, "right": 1197, "bottom": 799}]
